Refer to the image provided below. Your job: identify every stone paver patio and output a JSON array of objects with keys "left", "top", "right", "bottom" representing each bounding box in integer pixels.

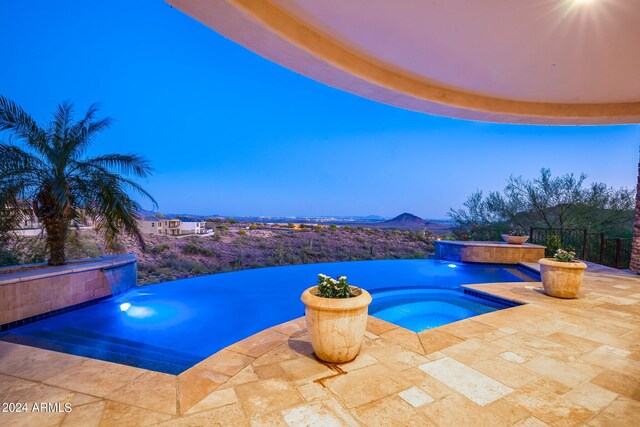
[{"left": 1, "top": 263, "right": 640, "bottom": 426}]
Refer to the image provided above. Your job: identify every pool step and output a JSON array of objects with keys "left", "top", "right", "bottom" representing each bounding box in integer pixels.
[
  {"left": 0, "top": 330, "right": 200, "bottom": 375},
  {"left": 503, "top": 267, "right": 539, "bottom": 282}
]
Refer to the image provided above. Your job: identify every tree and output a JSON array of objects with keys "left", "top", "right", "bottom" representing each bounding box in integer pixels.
[
  {"left": 449, "top": 168, "right": 634, "bottom": 239},
  {"left": 0, "top": 97, "right": 156, "bottom": 265},
  {"left": 448, "top": 190, "right": 506, "bottom": 240}
]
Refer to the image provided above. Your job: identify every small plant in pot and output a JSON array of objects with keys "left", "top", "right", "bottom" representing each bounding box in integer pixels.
[
  {"left": 538, "top": 248, "right": 587, "bottom": 299},
  {"left": 501, "top": 229, "right": 530, "bottom": 245},
  {"left": 300, "top": 274, "right": 372, "bottom": 363}
]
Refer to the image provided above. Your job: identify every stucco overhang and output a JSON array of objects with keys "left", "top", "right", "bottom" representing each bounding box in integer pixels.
[{"left": 167, "top": 0, "right": 640, "bottom": 124}]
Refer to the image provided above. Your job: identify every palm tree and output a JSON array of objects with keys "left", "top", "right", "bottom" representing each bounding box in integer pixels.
[{"left": 0, "top": 96, "right": 156, "bottom": 265}]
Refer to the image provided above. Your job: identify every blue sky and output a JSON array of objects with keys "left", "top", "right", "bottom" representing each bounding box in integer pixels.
[{"left": 1, "top": 0, "right": 637, "bottom": 218}]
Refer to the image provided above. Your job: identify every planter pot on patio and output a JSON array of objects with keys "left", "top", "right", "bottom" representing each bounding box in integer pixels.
[
  {"left": 300, "top": 286, "right": 372, "bottom": 363},
  {"left": 538, "top": 258, "right": 587, "bottom": 299},
  {"left": 501, "top": 234, "right": 530, "bottom": 244}
]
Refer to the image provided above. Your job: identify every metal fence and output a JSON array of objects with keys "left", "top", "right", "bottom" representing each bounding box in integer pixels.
[{"left": 529, "top": 227, "right": 632, "bottom": 270}]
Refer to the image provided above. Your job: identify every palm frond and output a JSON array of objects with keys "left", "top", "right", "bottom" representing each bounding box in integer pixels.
[
  {"left": 51, "top": 101, "right": 74, "bottom": 150},
  {"left": 83, "top": 172, "right": 147, "bottom": 250},
  {"left": 0, "top": 143, "right": 48, "bottom": 191},
  {"left": 75, "top": 153, "right": 152, "bottom": 178},
  {"left": 0, "top": 96, "right": 50, "bottom": 157},
  {"left": 66, "top": 117, "right": 112, "bottom": 159}
]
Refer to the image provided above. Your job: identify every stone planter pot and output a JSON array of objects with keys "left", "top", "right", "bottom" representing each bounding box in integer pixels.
[
  {"left": 501, "top": 234, "right": 530, "bottom": 244},
  {"left": 538, "top": 258, "right": 587, "bottom": 299},
  {"left": 300, "top": 286, "right": 372, "bottom": 363}
]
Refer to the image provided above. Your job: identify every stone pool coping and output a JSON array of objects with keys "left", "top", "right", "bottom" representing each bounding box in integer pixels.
[
  {"left": 1, "top": 262, "right": 639, "bottom": 425},
  {"left": 0, "top": 254, "right": 136, "bottom": 286},
  {"left": 437, "top": 241, "right": 546, "bottom": 249}
]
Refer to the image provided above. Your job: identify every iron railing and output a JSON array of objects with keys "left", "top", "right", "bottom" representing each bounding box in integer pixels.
[{"left": 529, "top": 227, "right": 631, "bottom": 270}]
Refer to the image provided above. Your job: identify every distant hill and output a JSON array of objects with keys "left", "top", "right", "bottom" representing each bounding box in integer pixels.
[
  {"left": 371, "top": 213, "right": 453, "bottom": 234},
  {"left": 372, "top": 213, "right": 426, "bottom": 230}
]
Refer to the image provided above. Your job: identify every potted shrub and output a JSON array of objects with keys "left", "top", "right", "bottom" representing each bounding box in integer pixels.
[
  {"left": 501, "top": 229, "right": 530, "bottom": 244},
  {"left": 300, "top": 274, "right": 372, "bottom": 363},
  {"left": 539, "top": 249, "right": 587, "bottom": 298}
]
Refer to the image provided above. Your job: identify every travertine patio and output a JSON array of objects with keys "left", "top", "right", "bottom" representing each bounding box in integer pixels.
[{"left": 1, "top": 263, "right": 639, "bottom": 426}]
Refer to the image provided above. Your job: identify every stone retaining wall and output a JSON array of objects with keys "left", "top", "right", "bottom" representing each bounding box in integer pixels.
[
  {"left": 0, "top": 255, "right": 136, "bottom": 328},
  {"left": 434, "top": 240, "right": 545, "bottom": 264}
]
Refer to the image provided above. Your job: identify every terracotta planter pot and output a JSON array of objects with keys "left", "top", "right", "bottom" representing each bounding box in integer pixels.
[
  {"left": 501, "top": 234, "right": 530, "bottom": 244},
  {"left": 301, "top": 286, "right": 372, "bottom": 363},
  {"left": 539, "top": 258, "right": 587, "bottom": 299}
]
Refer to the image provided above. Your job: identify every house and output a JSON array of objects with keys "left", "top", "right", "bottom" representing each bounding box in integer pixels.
[
  {"left": 181, "top": 221, "right": 207, "bottom": 235},
  {"left": 139, "top": 217, "right": 163, "bottom": 235},
  {"left": 8, "top": 202, "right": 91, "bottom": 235},
  {"left": 18, "top": 213, "right": 39, "bottom": 230},
  {"left": 161, "top": 219, "right": 182, "bottom": 236},
  {"left": 139, "top": 216, "right": 182, "bottom": 236}
]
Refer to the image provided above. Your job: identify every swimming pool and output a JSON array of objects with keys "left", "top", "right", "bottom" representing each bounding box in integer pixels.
[{"left": 0, "top": 260, "right": 537, "bottom": 374}]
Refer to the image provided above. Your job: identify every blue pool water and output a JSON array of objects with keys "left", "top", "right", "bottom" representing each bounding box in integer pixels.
[
  {"left": 0, "top": 260, "right": 537, "bottom": 374},
  {"left": 368, "top": 288, "right": 517, "bottom": 332}
]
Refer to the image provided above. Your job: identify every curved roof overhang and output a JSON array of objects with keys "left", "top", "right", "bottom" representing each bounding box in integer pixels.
[{"left": 167, "top": 0, "right": 640, "bottom": 125}]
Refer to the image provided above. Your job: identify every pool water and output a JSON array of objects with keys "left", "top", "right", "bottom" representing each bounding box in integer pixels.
[
  {"left": 369, "top": 288, "right": 517, "bottom": 332},
  {"left": 0, "top": 260, "right": 537, "bottom": 374}
]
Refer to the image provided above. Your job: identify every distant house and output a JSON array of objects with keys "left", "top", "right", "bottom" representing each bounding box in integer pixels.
[
  {"left": 181, "top": 221, "right": 207, "bottom": 235},
  {"left": 139, "top": 217, "right": 162, "bottom": 235},
  {"left": 18, "top": 213, "right": 39, "bottom": 230},
  {"left": 9, "top": 202, "right": 91, "bottom": 235},
  {"left": 139, "top": 216, "right": 182, "bottom": 236},
  {"left": 159, "top": 219, "right": 181, "bottom": 236},
  {"left": 14, "top": 213, "right": 40, "bottom": 236}
]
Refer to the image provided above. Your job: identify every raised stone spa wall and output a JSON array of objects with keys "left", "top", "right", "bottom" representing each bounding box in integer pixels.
[
  {"left": 434, "top": 240, "right": 545, "bottom": 264},
  {"left": 0, "top": 255, "right": 136, "bottom": 328}
]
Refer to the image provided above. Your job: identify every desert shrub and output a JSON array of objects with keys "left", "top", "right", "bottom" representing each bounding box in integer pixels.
[
  {"left": 151, "top": 243, "right": 170, "bottom": 254},
  {"left": 64, "top": 232, "right": 102, "bottom": 259},
  {"left": 238, "top": 229, "right": 247, "bottom": 236},
  {"left": 12, "top": 237, "right": 47, "bottom": 264},
  {"left": 249, "top": 224, "right": 257, "bottom": 230},
  {"left": 182, "top": 242, "right": 200, "bottom": 255},
  {"left": 0, "top": 245, "right": 20, "bottom": 266},
  {"left": 219, "top": 224, "right": 229, "bottom": 231},
  {"left": 182, "top": 242, "right": 212, "bottom": 256}
]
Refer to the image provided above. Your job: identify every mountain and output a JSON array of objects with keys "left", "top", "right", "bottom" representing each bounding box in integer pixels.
[
  {"left": 372, "top": 213, "right": 426, "bottom": 230},
  {"left": 362, "top": 215, "right": 386, "bottom": 220},
  {"left": 369, "top": 213, "right": 454, "bottom": 234}
]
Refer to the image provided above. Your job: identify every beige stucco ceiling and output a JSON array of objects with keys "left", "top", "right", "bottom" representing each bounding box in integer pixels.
[{"left": 167, "top": 0, "right": 640, "bottom": 124}]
